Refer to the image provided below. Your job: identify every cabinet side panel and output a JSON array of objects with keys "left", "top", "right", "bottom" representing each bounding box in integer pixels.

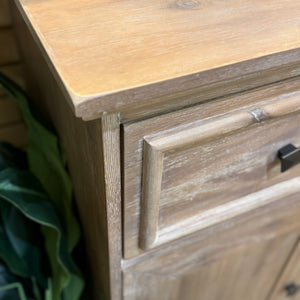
[{"left": 10, "top": 2, "right": 122, "bottom": 299}]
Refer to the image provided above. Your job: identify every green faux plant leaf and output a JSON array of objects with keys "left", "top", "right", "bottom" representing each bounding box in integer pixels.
[
  {"left": 44, "top": 279, "right": 53, "bottom": 300},
  {"left": 0, "top": 150, "right": 46, "bottom": 288},
  {"left": 0, "top": 168, "right": 83, "bottom": 300},
  {"left": 0, "top": 262, "right": 35, "bottom": 300},
  {"left": 0, "top": 71, "right": 85, "bottom": 300},
  {"left": 0, "top": 283, "right": 27, "bottom": 300},
  {"left": 0, "top": 199, "right": 48, "bottom": 288},
  {"left": 0, "top": 73, "right": 80, "bottom": 252},
  {"left": 0, "top": 221, "right": 28, "bottom": 279}
]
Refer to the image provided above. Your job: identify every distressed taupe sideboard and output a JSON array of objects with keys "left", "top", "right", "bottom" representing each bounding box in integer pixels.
[{"left": 9, "top": 0, "right": 300, "bottom": 299}]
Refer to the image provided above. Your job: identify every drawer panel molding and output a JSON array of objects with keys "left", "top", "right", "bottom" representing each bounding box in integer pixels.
[{"left": 140, "top": 92, "right": 300, "bottom": 250}]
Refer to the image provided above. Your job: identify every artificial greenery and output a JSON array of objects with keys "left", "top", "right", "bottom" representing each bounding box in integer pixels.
[{"left": 0, "top": 73, "right": 84, "bottom": 300}]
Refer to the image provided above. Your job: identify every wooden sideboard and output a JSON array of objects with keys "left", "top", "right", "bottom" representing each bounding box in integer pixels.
[{"left": 9, "top": 0, "right": 300, "bottom": 299}]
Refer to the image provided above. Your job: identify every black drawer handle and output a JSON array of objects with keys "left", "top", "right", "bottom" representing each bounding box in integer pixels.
[
  {"left": 285, "top": 283, "right": 300, "bottom": 296},
  {"left": 278, "top": 144, "right": 300, "bottom": 172}
]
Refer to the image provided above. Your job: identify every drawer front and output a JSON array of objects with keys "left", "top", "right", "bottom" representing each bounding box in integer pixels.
[{"left": 123, "top": 78, "right": 300, "bottom": 258}]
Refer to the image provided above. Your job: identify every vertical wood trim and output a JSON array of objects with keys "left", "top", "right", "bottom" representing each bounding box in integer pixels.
[
  {"left": 101, "top": 113, "right": 122, "bottom": 300},
  {"left": 140, "top": 140, "right": 164, "bottom": 250}
]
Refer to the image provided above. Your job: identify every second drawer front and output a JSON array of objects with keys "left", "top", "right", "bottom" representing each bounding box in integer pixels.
[{"left": 123, "top": 78, "right": 300, "bottom": 258}]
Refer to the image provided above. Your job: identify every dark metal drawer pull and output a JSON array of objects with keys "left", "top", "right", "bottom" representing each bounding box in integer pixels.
[
  {"left": 278, "top": 144, "right": 300, "bottom": 172},
  {"left": 285, "top": 283, "right": 300, "bottom": 296}
]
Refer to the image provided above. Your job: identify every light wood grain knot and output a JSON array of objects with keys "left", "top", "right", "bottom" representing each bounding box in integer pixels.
[
  {"left": 171, "top": 0, "right": 229, "bottom": 10},
  {"left": 172, "top": 0, "right": 201, "bottom": 10}
]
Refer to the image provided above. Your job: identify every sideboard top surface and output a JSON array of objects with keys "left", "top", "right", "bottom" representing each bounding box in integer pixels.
[{"left": 15, "top": 0, "right": 300, "bottom": 118}]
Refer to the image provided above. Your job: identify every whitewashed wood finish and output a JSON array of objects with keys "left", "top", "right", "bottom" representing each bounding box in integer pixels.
[
  {"left": 142, "top": 178, "right": 300, "bottom": 250},
  {"left": 125, "top": 235, "right": 297, "bottom": 300},
  {"left": 13, "top": 0, "right": 300, "bottom": 119},
  {"left": 139, "top": 140, "right": 164, "bottom": 249},
  {"left": 269, "top": 238, "right": 300, "bottom": 300},
  {"left": 139, "top": 92, "right": 300, "bottom": 249},
  {"left": 123, "top": 77, "right": 300, "bottom": 258},
  {"left": 146, "top": 93, "right": 300, "bottom": 152},
  {"left": 123, "top": 188, "right": 300, "bottom": 300},
  {"left": 101, "top": 113, "right": 123, "bottom": 300},
  {"left": 10, "top": 1, "right": 300, "bottom": 299},
  {"left": 120, "top": 55, "right": 300, "bottom": 122},
  {"left": 124, "top": 188, "right": 300, "bottom": 272}
]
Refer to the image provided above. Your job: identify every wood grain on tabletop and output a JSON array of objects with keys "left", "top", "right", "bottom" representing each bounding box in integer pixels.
[
  {"left": 14, "top": 0, "right": 300, "bottom": 118},
  {"left": 123, "top": 188, "right": 300, "bottom": 300},
  {"left": 11, "top": 4, "right": 122, "bottom": 298},
  {"left": 123, "top": 77, "right": 300, "bottom": 258}
]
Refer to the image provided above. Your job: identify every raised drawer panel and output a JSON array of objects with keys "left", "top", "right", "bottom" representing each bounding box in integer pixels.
[
  {"left": 141, "top": 100, "right": 300, "bottom": 250},
  {"left": 123, "top": 78, "right": 300, "bottom": 258}
]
